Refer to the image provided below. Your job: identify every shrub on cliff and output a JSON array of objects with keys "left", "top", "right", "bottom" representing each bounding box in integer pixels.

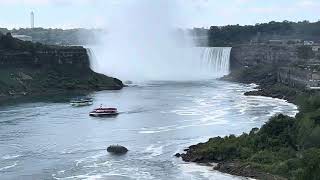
[
  {"left": 254, "top": 114, "right": 297, "bottom": 150},
  {"left": 0, "top": 32, "right": 48, "bottom": 51},
  {"left": 297, "top": 148, "right": 320, "bottom": 180},
  {"left": 186, "top": 114, "right": 297, "bottom": 163}
]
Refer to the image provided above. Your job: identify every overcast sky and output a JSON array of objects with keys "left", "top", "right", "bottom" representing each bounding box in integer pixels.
[{"left": 0, "top": 0, "right": 319, "bottom": 29}]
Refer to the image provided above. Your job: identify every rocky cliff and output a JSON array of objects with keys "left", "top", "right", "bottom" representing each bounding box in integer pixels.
[
  {"left": 229, "top": 44, "right": 320, "bottom": 89},
  {"left": 0, "top": 33, "right": 123, "bottom": 100},
  {"left": 230, "top": 44, "right": 299, "bottom": 69}
]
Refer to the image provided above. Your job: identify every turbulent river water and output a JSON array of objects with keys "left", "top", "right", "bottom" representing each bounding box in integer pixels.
[{"left": 0, "top": 80, "right": 297, "bottom": 180}]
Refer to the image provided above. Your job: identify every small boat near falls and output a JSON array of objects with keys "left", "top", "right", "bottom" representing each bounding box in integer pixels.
[{"left": 70, "top": 98, "right": 93, "bottom": 107}]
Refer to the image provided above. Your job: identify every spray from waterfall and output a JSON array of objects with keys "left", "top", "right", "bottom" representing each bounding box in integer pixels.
[{"left": 89, "top": 0, "right": 231, "bottom": 82}]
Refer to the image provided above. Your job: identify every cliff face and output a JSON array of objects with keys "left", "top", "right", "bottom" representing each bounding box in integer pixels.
[
  {"left": 230, "top": 44, "right": 320, "bottom": 88},
  {"left": 0, "top": 47, "right": 89, "bottom": 68},
  {"left": 0, "top": 33, "right": 123, "bottom": 99},
  {"left": 230, "top": 44, "right": 300, "bottom": 69}
]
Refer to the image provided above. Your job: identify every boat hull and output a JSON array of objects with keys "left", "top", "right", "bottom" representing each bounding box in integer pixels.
[{"left": 89, "top": 112, "right": 119, "bottom": 117}]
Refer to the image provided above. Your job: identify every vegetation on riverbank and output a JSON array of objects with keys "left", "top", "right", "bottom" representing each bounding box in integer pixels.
[
  {"left": 179, "top": 66, "right": 320, "bottom": 179},
  {"left": 181, "top": 101, "right": 320, "bottom": 179},
  {"left": 207, "top": 20, "right": 320, "bottom": 46},
  {"left": 0, "top": 67, "right": 123, "bottom": 96}
]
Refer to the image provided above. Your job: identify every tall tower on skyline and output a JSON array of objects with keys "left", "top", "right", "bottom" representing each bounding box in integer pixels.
[{"left": 30, "top": 11, "right": 34, "bottom": 28}]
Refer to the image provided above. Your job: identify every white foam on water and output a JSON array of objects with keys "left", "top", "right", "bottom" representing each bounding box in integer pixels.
[
  {"left": 83, "top": 161, "right": 112, "bottom": 168},
  {"left": 61, "top": 168, "right": 155, "bottom": 180},
  {"left": 138, "top": 125, "right": 179, "bottom": 134},
  {"left": 53, "top": 173, "right": 103, "bottom": 180},
  {"left": 1, "top": 154, "right": 21, "bottom": 160},
  {"left": 120, "top": 167, "right": 155, "bottom": 179},
  {"left": 138, "top": 117, "right": 229, "bottom": 134},
  {"left": 139, "top": 130, "right": 160, "bottom": 134},
  {"left": 245, "top": 96, "right": 298, "bottom": 117},
  {"left": 0, "top": 162, "right": 18, "bottom": 171},
  {"left": 179, "top": 162, "right": 244, "bottom": 180},
  {"left": 57, "top": 170, "right": 65, "bottom": 175},
  {"left": 144, "top": 144, "right": 164, "bottom": 158},
  {"left": 174, "top": 121, "right": 228, "bottom": 130},
  {"left": 171, "top": 106, "right": 227, "bottom": 119},
  {"left": 54, "top": 169, "right": 154, "bottom": 180},
  {"left": 199, "top": 115, "right": 224, "bottom": 123},
  {"left": 75, "top": 152, "right": 107, "bottom": 167}
]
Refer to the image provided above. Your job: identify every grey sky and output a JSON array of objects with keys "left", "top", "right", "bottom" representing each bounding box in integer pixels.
[{"left": 0, "top": 0, "right": 319, "bottom": 29}]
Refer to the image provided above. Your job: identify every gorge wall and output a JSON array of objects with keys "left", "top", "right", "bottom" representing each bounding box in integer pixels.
[
  {"left": 230, "top": 44, "right": 299, "bottom": 69},
  {"left": 0, "top": 47, "right": 89, "bottom": 68},
  {"left": 229, "top": 44, "right": 320, "bottom": 88},
  {"left": 0, "top": 33, "right": 123, "bottom": 100}
]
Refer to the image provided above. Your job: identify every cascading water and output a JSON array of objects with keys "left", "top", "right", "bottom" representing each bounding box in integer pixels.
[
  {"left": 86, "top": 48, "right": 97, "bottom": 71},
  {"left": 88, "top": 46, "right": 232, "bottom": 81},
  {"left": 198, "top": 47, "right": 232, "bottom": 77}
]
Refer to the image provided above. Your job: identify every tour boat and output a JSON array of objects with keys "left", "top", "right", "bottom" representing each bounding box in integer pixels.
[
  {"left": 70, "top": 98, "right": 93, "bottom": 107},
  {"left": 89, "top": 107, "right": 119, "bottom": 117}
]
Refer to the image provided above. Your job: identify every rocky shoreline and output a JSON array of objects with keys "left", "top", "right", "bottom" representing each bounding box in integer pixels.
[
  {"left": 214, "top": 161, "right": 286, "bottom": 180},
  {"left": 175, "top": 87, "right": 296, "bottom": 179},
  {"left": 176, "top": 143, "right": 287, "bottom": 180},
  {"left": 175, "top": 65, "right": 312, "bottom": 180},
  {"left": 222, "top": 66, "right": 302, "bottom": 103}
]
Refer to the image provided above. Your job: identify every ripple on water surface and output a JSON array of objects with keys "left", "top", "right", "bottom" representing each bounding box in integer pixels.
[{"left": 0, "top": 80, "right": 297, "bottom": 179}]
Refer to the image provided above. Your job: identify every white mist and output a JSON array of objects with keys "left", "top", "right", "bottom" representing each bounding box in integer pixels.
[{"left": 89, "top": 0, "right": 230, "bottom": 82}]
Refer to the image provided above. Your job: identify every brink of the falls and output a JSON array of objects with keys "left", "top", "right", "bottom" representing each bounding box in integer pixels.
[{"left": 88, "top": 47, "right": 232, "bottom": 82}]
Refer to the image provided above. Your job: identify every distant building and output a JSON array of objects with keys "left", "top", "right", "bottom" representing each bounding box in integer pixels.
[
  {"left": 312, "top": 46, "right": 320, "bottom": 52},
  {"left": 12, "top": 34, "right": 32, "bottom": 41},
  {"left": 304, "top": 41, "right": 314, "bottom": 46},
  {"left": 286, "top": 39, "right": 302, "bottom": 44},
  {"left": 30, "top": 11, "right": 34, "bottom": 28}
]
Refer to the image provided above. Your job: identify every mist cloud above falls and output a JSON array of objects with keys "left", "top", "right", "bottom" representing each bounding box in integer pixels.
[{"left": 90, "top": 0, "right": 211, "bottom": 82}]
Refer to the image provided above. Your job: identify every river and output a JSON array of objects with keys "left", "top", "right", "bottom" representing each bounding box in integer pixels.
[{"left": 0, "top": 80, "right": 297, "bottom": 180}]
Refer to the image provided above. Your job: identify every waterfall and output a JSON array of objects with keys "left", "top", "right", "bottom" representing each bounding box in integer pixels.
[
  {"left": 87, "top": 46, "right": 232, "bottom": 81},
  {"left": 86, "top": 48, "right": 98, "bottom": 71},
  {"left": 198, "top": 47, "right": 232, "bottom": 78},
  {"left": 85, "top": 1, "right": 232, "bottom": 81}
]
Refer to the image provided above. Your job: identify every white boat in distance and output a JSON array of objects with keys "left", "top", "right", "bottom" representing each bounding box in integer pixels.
[{"left": 70, "top": 98, "right": 93, "bottom": 107}]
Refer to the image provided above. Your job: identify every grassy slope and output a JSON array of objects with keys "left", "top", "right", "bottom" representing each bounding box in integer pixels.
[{"left": 0, "top": 67, "right": 123, "bottom": 97}]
